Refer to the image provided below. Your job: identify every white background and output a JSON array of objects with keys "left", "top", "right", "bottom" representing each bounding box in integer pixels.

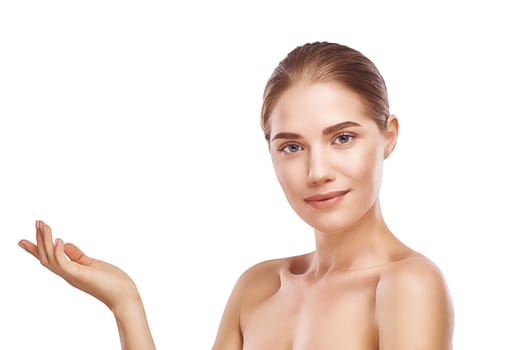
[{"left": 1, "top": 0, "right": 523, "bottom": 348}]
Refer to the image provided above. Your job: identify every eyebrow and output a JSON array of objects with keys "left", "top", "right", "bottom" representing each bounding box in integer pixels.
[{"left": 271, "top": 121, "right": 362, "bottom": 142}]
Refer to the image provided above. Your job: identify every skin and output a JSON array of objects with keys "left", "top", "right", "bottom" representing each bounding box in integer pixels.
[
  {"left": 18, "top": 81, "right": 454, "bottom": 350},
  {"left": 212, "top": 82, "right": 454, "bottom": 349},
  {"left": 18, "top": 221, "right": 156, "bottom": 350}
]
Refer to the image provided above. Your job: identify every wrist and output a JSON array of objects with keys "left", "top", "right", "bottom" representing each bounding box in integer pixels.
[
  {"left": 111, "top": 293, "right": 156, "bottom": 350},
  {"left": 111, "top": 291, "right": 143, "bottom": 319}
]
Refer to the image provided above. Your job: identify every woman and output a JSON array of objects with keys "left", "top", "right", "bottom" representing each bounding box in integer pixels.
[{"left": 19, "top": 42, "right": 454, "bottom": 349}]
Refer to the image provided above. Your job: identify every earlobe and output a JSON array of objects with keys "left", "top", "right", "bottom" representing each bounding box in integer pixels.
[{"left": 384, "top": 142, "right": 396, "bottom": 159}]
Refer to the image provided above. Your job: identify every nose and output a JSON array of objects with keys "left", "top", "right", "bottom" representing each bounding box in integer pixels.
[{"left": 307, "top": 149, "right": 335, "bottom": 186}]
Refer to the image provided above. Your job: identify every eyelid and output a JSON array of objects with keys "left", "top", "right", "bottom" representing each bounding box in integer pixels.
[
  {"left": 275, "top": 131, "right": 356, "bottom": 152},
  {"left": 278, "top": 142, "right": 304, "bottom": 154},
  {"left": 331, "top": 131, "right": 357, "bottom": 144}
]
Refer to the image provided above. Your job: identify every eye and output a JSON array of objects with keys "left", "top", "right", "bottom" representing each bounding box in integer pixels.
[
  {"left": 280, "top": 143, "right": 303, "bottom": 154},
  {"left": 333, "top": 132, "right": 355, "bottom": 145}
]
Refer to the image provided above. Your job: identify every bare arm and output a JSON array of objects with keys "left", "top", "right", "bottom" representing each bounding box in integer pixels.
[
  {"left": 375, "top": 258, "right": 454, "bottom": 349},
  {"left": 212, "top": 274, "right": 244, "bottom": 350},
  {"left": 18, "top": 220, "right": 155, "bottom": 350},
  {"left": 113, "top": 298, "right": 156, "bottom": 350},
  {"left": 212, "top": 258, "right": 283, "bottom": 350}
]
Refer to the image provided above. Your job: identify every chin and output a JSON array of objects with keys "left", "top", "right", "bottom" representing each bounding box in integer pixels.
[
  {"left": 300, "top": 209, "right": 365, "bottom": 235},
  {"left": 286, "top": 191, "right": 377, "bottom": 234},
  {"left": 311, "top": 220, "right": 358, "bottom": 235}
]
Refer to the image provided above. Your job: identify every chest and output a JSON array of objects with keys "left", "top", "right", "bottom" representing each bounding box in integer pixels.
[{"left": 241, "top": 276, "right": 379, "bottom": 350}]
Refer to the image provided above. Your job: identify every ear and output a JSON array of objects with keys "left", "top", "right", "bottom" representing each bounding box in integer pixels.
[{"left": 384, "top": 114, "right": 399, "bottom": 159}]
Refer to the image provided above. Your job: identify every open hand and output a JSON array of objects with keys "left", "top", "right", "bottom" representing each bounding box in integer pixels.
[{"left": 18, "top": 220, "right": 140, "bottom": 313}]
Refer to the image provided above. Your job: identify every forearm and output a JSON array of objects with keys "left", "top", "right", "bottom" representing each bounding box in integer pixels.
[{"left": 113, "top": 298, "right": 156, "bottom": 350}]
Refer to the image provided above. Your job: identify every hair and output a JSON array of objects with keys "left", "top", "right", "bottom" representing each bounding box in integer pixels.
[{"left": 261, "top": 41, "right": 390, "bottom": 141}]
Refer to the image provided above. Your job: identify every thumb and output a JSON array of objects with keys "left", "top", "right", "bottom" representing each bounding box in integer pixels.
[{"left": 63, "top": 242, "right": 93, "bottom": 266}]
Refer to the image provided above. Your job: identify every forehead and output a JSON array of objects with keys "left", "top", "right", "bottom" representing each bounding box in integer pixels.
[{"left": 269, "top": 82, "right": 374, "bottom": 134}]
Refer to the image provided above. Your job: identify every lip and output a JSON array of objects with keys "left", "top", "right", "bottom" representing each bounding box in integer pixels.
[
  {"left": 304, "top": 190, "right": 350, "bottom": 209},
  {"left": 304, "top": 190, "right": 350, "bottom": 202}
]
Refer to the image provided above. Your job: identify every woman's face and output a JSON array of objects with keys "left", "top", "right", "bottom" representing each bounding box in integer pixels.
[{"left": 268, "top": 82, "right": 397, "bottom": 234}]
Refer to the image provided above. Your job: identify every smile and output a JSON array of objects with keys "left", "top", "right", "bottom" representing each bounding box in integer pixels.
[{"left": 304, "top": 190, "right": 350, "bottom": 209}]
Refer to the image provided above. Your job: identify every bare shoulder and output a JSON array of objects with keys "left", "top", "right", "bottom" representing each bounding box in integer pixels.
[
  {"left": 236, "top": 256, "right": 285, "bottom": 285},
  {"left": 375, "top": 255, "right": 454, "bottom": 349},
  {"left": 234, "top": 255, "right": 301, "bottom": 306},
  {"left": 378, "top": 254, "right": 450, "bottom": 291},
  {"left": 212, "top": 255, "right": 300, "bottom": 350},
  {"left": 376, "top": 254, "right": 453, "bottom": 312}
]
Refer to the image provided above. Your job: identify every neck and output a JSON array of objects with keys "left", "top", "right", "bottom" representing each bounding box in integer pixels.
[{"left": 308, "top": 200, "right": 400, "bottom": 276}]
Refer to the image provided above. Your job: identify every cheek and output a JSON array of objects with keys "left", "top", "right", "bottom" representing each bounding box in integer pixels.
[
  {"left": 337, "top": 144, "right": 383, "bottom": 187},
  {"left": 275, "top": 163, "right": 298, "bottom": 190},
  {"left": 272, "top": 159, "right": 305, "bottom": 198}
]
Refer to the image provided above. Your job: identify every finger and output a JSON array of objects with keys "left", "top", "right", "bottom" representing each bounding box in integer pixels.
[
  {"left": 54, "top": 238, "right": 67, "bottom": 265},
  {"left": 64, "top": 242, "right": 93, "bottom": 266},
  {"left": 40, "top": 222, "right": 57, "bottom": 265},
  {"left": 54, "top": 238, "right": 80, "bottom": 274},
  {"left": 18, "top": 239, "right": 39, "bottom": 259},
  {"left": 35, "top": 221, "right": 49, "bottom": 265}
]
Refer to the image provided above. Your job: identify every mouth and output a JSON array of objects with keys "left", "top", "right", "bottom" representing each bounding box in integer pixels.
[{"left": 304, "top": 190, "right": 350, "bottom": 209}]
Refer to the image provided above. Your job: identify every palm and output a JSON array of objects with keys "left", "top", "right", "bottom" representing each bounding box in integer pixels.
[{"left": 19, "top": 221, "right": 139, "bottom": 311}]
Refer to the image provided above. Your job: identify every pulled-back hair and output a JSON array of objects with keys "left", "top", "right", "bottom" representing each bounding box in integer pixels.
[{"left": 261, "top": 42, "right": 390, "bottom": 141}]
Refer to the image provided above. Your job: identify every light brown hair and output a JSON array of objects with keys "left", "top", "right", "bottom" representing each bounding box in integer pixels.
[{"left": 261, "top": 42, "right": 390, "bottom": 141}]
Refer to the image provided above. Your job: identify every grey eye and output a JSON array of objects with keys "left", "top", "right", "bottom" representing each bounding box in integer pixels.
[
  {"left": 282, "top": 144, "right": 302, "bottom": 153},
  {"left": 334, "top": 133, "right": 353, "bottom": 144}
]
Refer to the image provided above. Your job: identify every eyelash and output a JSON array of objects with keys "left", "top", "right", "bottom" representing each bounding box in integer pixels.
[
  {"left": 278, "top": 132, "right": 357, "bottom": 154},
  {"left": 333, "top": 132, "right": 355, "bottom": 145}
]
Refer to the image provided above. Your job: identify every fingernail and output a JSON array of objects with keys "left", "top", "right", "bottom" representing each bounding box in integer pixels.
[{"left": 18, "top": 241, "right": 25, "bottom": 249}]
